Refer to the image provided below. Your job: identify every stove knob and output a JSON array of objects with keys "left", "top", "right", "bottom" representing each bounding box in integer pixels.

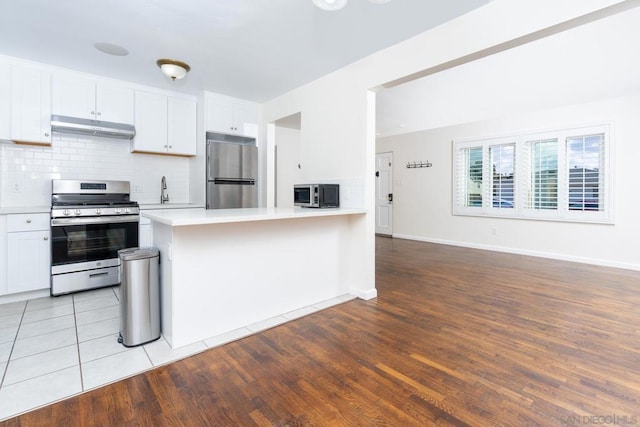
[
  {"left": 114, "top": 208, "right": 121, "bottom": 214},
  {"left": 75, "top": 209, "right": 81, "bottom": 216},
  {"left": 96, "top": 208, "right": 102, "bottom": 215},
  {"left": 63, "top": 209, "right": 70, "bottom": 216},
  {"left": 124, "top": 207, "right": 130, "bottom": 213}
]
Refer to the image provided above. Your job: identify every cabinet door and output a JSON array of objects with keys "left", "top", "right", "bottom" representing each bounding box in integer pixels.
[
  {"left": 168, "top": 97, "right": 196, "bottom": 156},
  {"left": 0, "top": 62, "right": 10, "bottom": 141},
  {"left": 52, "top": 73, "right": 95, "bottom": 120},
  {"left": 233, "top": 103, "right": 259, "bottom": 138},
  {"left": 206, "top": 98, "right": 234, "bottom": 134},
  {"left": 132, "top": 91, "right": 168, "bottom": 153},
  {"left": 97, "top": 81, "right": 134, "bottom": 124},
  {"left": 0, "top": 216, "right": 6, "bottom": 295},
  {"left": 11, "top": 65, "right": 52, "bottom": 145},
  {"left": 7, "top": 230, "right": 51, "bottom": 294},
  {"left": 139, "top": 219, "right": 152, "bottom": 248}
]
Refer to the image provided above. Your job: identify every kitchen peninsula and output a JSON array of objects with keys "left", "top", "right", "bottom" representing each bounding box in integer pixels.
[{"left": 142, "top": 207, "right": 369, "bottom": 348}]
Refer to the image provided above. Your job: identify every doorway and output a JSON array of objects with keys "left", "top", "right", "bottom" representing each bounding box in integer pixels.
[{"left": 273, "top": 113, "right": 302, "bottom": 207}]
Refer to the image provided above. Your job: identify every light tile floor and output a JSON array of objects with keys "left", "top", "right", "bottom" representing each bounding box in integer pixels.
[{"left": 0, "top": 286, "right": 355, "bottom": 421}]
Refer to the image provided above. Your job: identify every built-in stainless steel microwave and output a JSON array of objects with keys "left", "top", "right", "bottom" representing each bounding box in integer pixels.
[{"left": 294, "top": 184, "right": 339, "bottom": 208}]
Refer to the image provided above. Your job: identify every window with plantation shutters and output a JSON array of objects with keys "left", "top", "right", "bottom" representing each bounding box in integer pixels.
[
  {"left": 523, "top": 138, "right": 558, "bottom": 212},
  {"left": 567, "top": 133, "right": 605, "bottom": 212},
  {"left": 453, "top": 124, "right": 611, "bottom": 223},
  {"left": 489, "top": 144, "right": 515, "bottom": 210},
  {"left": 455, "top": 145, "right": 483, "bottom": 210}
]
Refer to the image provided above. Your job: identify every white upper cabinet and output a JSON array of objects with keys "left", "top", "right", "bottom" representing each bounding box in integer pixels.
[
  {"left": 52, "top": 72, "right": 134, "bottom": 124},
  {"left": 0, "top": 62, "right": 10, "bottom": 141},
  {"left": 206, "top": 100, "right": 233, "bottom": 132},
  {"left": 168, "top": 96, "right": 197, "bottom": 156},
  {"left": 0, "top": 215, "right": 6, "bottom": 296},
  {"left": 133, "top": 90, "right": 168, "bottom": 153},
  {"left": 96, "top": 81, "right": 134, "bottom": 123},
  {"left": 10, "top": 65, "right": 52, "bottom": 145},
  {"left": 205, "top": 94, "right": 258, "bottom": 138},
  {"left": 132, "top": 90, "right": 196, "bottom": 156}
]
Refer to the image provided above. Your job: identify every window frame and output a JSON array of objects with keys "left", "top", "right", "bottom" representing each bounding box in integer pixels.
[{"left": 452, "top": 124, "right": 613, "bottom": 224}]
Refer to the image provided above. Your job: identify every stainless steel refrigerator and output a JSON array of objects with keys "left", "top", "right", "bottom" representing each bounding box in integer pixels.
[{"left": 206, "top": 133, "right": 258, "bottom": 209}]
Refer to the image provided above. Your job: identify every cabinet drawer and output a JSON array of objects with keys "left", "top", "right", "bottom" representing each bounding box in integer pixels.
[
  {"left": 51, "top": 266, "right": 119, "bottom": 296},
  {"left": 7, "top": 213, "right": 50, "bottom": 232}
]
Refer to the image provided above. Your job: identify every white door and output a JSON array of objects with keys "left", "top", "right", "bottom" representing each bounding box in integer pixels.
[{"left": 375, "top": 152, "right": 393, "bottom": 236}]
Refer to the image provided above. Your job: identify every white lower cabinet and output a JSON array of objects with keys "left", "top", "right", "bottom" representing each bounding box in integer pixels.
[
  {"left": 139, "top": 217, "right": 152, "bottom": 248},
  {"left": 0, "top": 216, "right": 6, "bottom": 295},
  {"left": 6, "top": 214, "right": 51, "bottom": 295}
]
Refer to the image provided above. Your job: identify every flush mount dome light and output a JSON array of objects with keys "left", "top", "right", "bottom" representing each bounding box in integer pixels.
[
  {"left": 156, "top": 59, "right": 191, "bottom": 81},
  {"left": 312, "top": 0, "right": 348, "bottom": 11}
]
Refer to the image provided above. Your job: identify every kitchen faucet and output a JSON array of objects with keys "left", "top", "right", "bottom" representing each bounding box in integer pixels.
[{"left": 161, "top": 176, "right": 169, "bottom": 204}]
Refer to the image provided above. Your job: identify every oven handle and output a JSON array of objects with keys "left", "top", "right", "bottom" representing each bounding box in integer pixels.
[{"left": 51, "top": 215, "right": 140, "bottom": 226}]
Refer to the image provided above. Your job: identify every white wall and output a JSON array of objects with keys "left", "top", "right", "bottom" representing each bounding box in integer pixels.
[
  {"left": 261, "top": 0, "right": 631, "bottom": 295},
  {"left": 0, "top": 135, "right": 190, "bottom": 207}
]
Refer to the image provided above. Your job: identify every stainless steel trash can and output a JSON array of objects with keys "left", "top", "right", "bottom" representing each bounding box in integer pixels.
[{"left": 117, "top": 247, "right": 160, "bottom": 347}]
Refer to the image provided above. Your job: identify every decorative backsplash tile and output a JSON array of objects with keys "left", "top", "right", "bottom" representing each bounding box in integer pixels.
[{"left": 0, "top": 135, "right": 191, "bottom": 207}]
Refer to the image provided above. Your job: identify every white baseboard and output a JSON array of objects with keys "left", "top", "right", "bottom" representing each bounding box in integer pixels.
[
  {"left": 0, "top": 288, "right": 50, "bottom": 305},
  {"left": 350, "top": 287, "right": 378, "bottom": 300},
  {"left": 392, "top": 233, "right": 640, "bottom": 272}
]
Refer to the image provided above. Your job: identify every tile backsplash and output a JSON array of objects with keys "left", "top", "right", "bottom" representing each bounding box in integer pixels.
[{"left": 0, "top": 135, "right": 192, "bottom": 207}]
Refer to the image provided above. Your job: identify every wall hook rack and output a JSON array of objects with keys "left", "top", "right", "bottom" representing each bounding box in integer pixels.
[{"left": 406, "top": 161, "right": 432, "bottom": 169}]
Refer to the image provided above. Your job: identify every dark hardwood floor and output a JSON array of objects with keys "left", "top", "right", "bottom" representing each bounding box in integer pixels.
[{"left": 4, "top": 237, "right": 640, "bottom": 426}]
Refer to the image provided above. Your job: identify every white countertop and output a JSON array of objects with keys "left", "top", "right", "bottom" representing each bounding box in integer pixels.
[
  {"left": 141, "top": 207, "right": 367, "bottom": 226},
  {"left": 140, "top": 203, "right": 204, "bottom": 210},
  {"left": 0, "top": 206, "right": 50, "bottom": 215}
]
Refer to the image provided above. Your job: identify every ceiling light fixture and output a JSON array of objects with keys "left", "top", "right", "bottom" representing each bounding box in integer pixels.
[
  {"left": 156, "top": 59, "right": 191, "bottom": 81},
  {"left": 312, "top": 0, "right": 348, "bottom": 11},
  {"left": 312, "top": 0, "right": 391, "bottom": 11}
]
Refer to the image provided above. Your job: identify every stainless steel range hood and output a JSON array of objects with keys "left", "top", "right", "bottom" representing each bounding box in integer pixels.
[{"left": 51, "top": 115, "right": 136, "bottom": 140}]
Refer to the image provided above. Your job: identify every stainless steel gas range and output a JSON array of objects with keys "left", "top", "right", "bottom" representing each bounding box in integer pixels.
[{"left": 50, "top": 179, "right": 140, "bottom": 296}]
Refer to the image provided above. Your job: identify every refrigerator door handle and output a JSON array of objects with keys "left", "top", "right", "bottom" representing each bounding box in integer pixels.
[{"left": 213, "top": 178, "right": 256, "bottom": 185}]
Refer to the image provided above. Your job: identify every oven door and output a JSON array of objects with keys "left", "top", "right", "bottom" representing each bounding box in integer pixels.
[{"left": 51, "top": 215, "right": 139, "bottom": 270}]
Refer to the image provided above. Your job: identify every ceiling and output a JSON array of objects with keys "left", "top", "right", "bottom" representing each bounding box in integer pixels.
[
  {"left": 375, "top": 3, "right": 640, "bottom": 138},
  {"left": 0, "top": 0, "right": 492, "bottom": 103}
]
